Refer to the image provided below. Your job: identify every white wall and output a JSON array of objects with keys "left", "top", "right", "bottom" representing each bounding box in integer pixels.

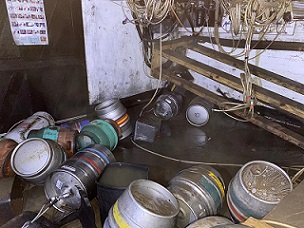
[
  {"left": 82, "top": 1, "right": 304, "bottom": 106},
  {"left": 82, "top": 0, "right": 159, "bottom": 104}
]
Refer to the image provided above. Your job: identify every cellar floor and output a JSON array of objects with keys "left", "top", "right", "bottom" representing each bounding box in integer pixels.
[{"left": 1, "top": 90, "right": 304, "bottom": 227}]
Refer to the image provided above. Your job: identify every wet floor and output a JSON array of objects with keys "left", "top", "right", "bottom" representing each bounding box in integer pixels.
[{"left": 2, "top": 90, "right": 304, "bottom": 227}]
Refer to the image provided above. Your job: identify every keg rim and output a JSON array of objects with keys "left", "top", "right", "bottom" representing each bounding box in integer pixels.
[
  {"left": 237, "top": 160, "right": 293, "bottom": 204},
  {"left": 127, "top": 179, "right": 180, "bottom": 218},
  {"left": 33, "top": 111, "right": 55, "bottom": 126},
  {"left": 44, "top": 168, "right": 87, "bottom": 213},
  {"left": 186, "top": 105, "right": 210, "bottom": 127},
  {"left": 95, "top": 99, "right": 125, "bottom": 117},
  {"left": 11, "top": 138, "right": 52, "bottom": 177}
]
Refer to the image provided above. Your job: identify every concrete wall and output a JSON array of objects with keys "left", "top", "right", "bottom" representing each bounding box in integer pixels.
[
  {"left": 82, "top": 0, "right": 159, "bottom": 104},
  {"left": 82, "top": 1, "right": 304, "bottom": 105}
]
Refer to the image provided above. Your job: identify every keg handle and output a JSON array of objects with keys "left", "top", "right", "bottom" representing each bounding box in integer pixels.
[{"left": 21, "top": 191, "right": 71, "bottom": 228}]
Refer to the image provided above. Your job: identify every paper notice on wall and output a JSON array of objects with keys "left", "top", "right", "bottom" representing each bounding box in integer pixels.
[{"left": 6, "top": 0, "right": 48, "bottom": 46}]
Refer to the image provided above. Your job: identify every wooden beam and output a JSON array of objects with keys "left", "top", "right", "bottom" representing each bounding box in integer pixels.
[
  {"left": 187, "top": 42, "right": 304, "bottom": 95},
  {"left": 151, "top": 67, "right": 304, "bottom": 149},
  {"left": 158, "top": 49, "right": 304, "bottom": 122},
  {"left": 194, "top": 36, "right": 304, "bottom": 51}
]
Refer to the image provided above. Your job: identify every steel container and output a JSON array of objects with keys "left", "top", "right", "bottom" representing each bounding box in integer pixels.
[
  {"left": 186, "top": 97, "right": 213, "bottom": 127},
  {"left": 10, "top": 138, "right": 66, "bottom": 185},
  {"left": 168, "top": 165, "right": 225, "bottom": 228},
  {"left": 0, "top": 139, "right": 18, "bottom": 178},
  {"left": 4, "top": 112, "right": 55, "bottom": 143},
  {"left": 154, "top": 92, "right": 183, "bottom": 120},
  {"left": 76, "top": 120, "right": 118, "bottom": 151},
  {"left": 227, "top": 160, "right": 293, "bottom": 222},
  {"left": 186, "top": 216, "right": 234, "bottom": 228},
  {"left": 28, "top": 126, "right": 78, "bottom": 157},
  {"left": 95, "top": 99, "right": 132, "bottom": 140},
  {"left": 105, "top": 179, "right": 179, "bottom": 228},
  {"left": 97, "top": 162, "right": 149, "bottom": 224},
  {"left": 44, "top": 144, "right": 115, "bottom": 212}
]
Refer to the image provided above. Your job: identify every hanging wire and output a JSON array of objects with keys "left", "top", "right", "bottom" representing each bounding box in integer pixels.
[{"left": 139, "top": 23, "right": 163, "bottom": 117}]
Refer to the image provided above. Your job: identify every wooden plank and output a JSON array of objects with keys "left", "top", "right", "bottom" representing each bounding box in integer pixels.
[
  {"left": 264, "top": 180, "right": 304, "bottom": 227},
  {"left": 158, "top": 49, "right": 304, "bottom": 122},
  {"left": 0, "top": 57, "right": 81, "bottom": 72},
  {"left": 187, "top": 42, "right": 304, "bottom": 95},
  {"left": 151, "top": 67, "right": 304, "bottom": 149},
  {"left": 161, "top": 36, "right": 191, "bottom": 50},
  {"left": 195, "top": 36, "right": 304, "bottom": 51}
]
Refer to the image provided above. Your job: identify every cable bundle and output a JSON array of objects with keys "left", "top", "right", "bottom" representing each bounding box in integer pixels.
[
  {"left": 126, "top": 0, "right": 174, "bottom": 25},
  {"left": 212, "top": 0, "right": 290, "bottom": 121}
]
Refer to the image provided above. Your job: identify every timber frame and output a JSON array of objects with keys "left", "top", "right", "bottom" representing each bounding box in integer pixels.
[{"left": 151, "top": 36, "right": 304, "bottom": 149}]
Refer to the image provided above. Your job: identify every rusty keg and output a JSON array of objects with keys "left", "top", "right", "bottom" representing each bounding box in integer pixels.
[
  {"left": 44, "top": 144, "right": 116, "bottom": 212},
  {"left": 95, "top": 99, "right": 132, "bottom": 140},
  {"left": 10, "top": 138, "right": 66, "bottom": 185},
  {"left": 168, "top": 165, "right": 225, "bottom": 228},
  {"left": 0, "top": 139, "right": 18, "bottom": 178},
  {"left": 227, "top": 160, "right": 293, "bottom": 222},
  {"left": 28, "top": 126, "right": 77, "bottom": 158},
  {"left": 105, "top": 179, "right": 179, "bottom": 228},
  {"left": 4, "top": 112, "right": 55, "bottom": 143}
]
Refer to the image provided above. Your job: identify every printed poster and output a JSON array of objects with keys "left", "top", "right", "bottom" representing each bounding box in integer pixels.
[{"left": 6, "top": 0, "right": 48, "bottom": 45}]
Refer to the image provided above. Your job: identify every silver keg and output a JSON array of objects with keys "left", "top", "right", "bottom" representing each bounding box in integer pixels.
[
  {"left": 4, "top": 112, "right": 55, "bottom": 143},
  {"left": 168, "top": 165, "right": 225, "bottom": 228},
  {"left": 95, "top": 99, "right": 132, "bottom": 140},
  {"left": 44, "top": 144, "right": 115, "bottom": 212},
  {"left": 186, "top": 97, "right": 213, "bottom": 127},
  {"left": 227, "top": 160, "right": 293, "bottom": 222},
  {"left": 105, "top": 179, "right": 179, "bottom": 228},
  {"left": 186, "top": 216, "right": 234, "bottom": 228},
  {"left": 154, "top": 92, "right": 183, "bottom": 120},
  {"left": 10, "top": 138, "right": 66, "bottom": 185}
]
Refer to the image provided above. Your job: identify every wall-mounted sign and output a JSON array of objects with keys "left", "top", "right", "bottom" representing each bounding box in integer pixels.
[{"left": 6, "top": 0, "right": 48, "bottom": 46}]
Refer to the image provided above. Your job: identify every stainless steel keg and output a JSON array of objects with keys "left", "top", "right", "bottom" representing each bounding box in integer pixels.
[
  {"left": 154, "top": 92, "right": 183, "bottom": 120},
  {"left": 186, "top": 97, "right": 213, "bottom": 127},
  {"left": 95, "top": 99, "right": 132, "bottom": 139},
  {"left": 168, "top": 165, "right": 225, "bottom": 228},
  {"left": 227, "top": 160, "right": 293, "bottom": 222},
  {"left": 4, "top": 112, "right": 55, "bottom": 143},
  {"left": 105, "top": 179, "right": 179, "bottom": 228},
  {"left": 186, "top": 216, "right": 234, "bottom": 228},
  {"left": 10, "top": 138, "right": 66, "bottom": 185},
  {"left": 44, "top": 144, "right": 115, "bottom": 212}
]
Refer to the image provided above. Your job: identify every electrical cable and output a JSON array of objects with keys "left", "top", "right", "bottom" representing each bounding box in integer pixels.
[
  {"left": 139, "top": 23, "right": 163, "bottom": 117},
  {"left": 131, "top": 137, "right": 243, "bottom": 167},
  {"left": 291, "top": 166, "right": 304, "bottom": 183},
  {"left": 131, "top": 137, "right": 304, "bottom": 172}
]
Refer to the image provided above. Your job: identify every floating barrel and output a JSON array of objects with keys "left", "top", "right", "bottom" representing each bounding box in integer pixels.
[
  {"left": 95, "top": 99, "right": 132, "bottom": 140},
  {"left": 154, "top": 92, "right": 183, "bottom": 120},
  {"left": 44, "top": 144, "right": 115, "bottom": 212},
  {"left": 4, "top": 112, "right": 55, "bottom": 143},
  {"left": 227, "top": 160, "right": 293, "bottom": 222},
  {"left": 10, "top": 138, "right": 66, "bottom": 185},
  {"left": 0, "top": 139, "right": 18, "bottom": 178},
  {"left": 105, "top": 179, "right": 179, "bottom": 228},
  {"left": 186, "top": 97, "right": 213, "bottom": 127},
  {"left": 76, "top": 120, "right": 118, "bottom": 151},
  {"left": 168, "top": 165, "right": 225, "bottom": 228},
  {"left": 186, "top": 216, "right": 234, "bottom": 228},
  {"left": 28, "top": 126, "right": 78, "bottom": 158}
]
